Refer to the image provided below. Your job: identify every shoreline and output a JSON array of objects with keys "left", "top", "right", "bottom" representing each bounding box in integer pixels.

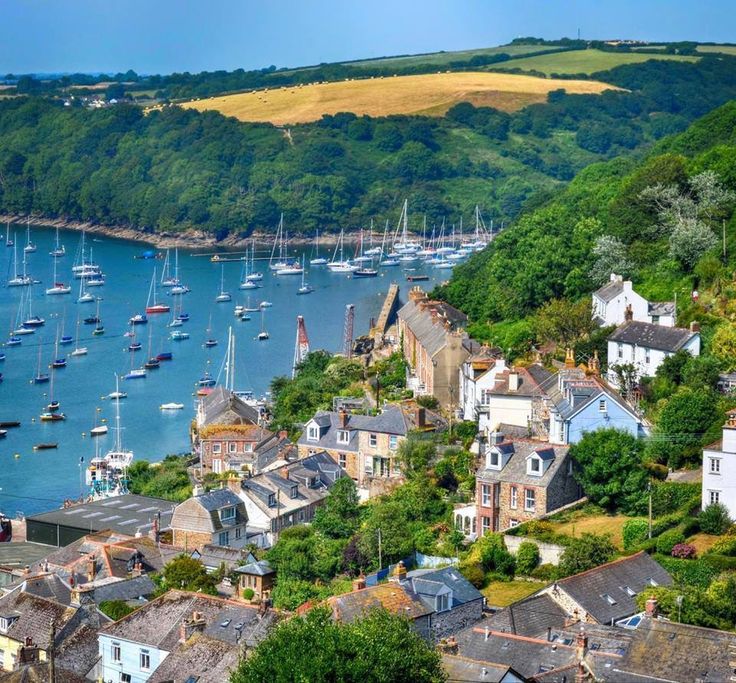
[{"left": 0, "top": 214, "right": 392, "bottom": 251}]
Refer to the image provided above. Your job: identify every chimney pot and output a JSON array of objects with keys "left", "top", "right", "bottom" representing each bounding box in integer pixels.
[
  {"left": 645, "top": 596, "right": 658, "bottom": 617},
  {"left": 624, "top": 304, "right": 633, "bottom": 322},
  {"left": 278, "top": 430, "right": 288, "bottom": 440},
  {"left": 352, "top": 574, "right": 366, "bottom": 592},
  {"left": 280, "top": 466, "right": 289, "bottom": 480}
]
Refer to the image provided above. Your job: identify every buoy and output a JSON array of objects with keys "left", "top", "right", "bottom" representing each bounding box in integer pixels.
[{"left": 14, "top": 454, "right": 19, "bottom": 459}]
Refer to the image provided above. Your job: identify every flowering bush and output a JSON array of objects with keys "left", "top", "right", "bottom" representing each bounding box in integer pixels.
[{"left": 671, "top": 543, "right": 696, "bottom": 559}]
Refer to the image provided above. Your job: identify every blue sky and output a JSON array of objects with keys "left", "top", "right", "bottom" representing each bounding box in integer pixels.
[{"left": 1, "top": 0, "right": 733, "bottom": 75}]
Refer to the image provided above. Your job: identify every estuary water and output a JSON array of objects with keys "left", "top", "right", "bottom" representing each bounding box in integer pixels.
[{"left": 0, "top": 226, "right": 448, "bottom": 515}]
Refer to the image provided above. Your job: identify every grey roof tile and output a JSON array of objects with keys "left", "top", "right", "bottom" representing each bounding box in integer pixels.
[{"left": 608, "top": 321, "right": 697, "bottom": 353}]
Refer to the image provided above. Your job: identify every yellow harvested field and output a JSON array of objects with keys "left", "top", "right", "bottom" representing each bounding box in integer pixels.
[
  {"left": 553, "top": 514, "right": 631, "bottom": 549},
  {"left": 182, "top": 72, "right": 617, "bottom": 124}
]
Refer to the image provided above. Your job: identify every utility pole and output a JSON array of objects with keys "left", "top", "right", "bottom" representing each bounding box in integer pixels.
[
  {"left": 724, "top": 219, "right": 727, "bottom": 261},
  {"left": 48, "top": 619, "right": 56, "bottom": 683},
  {"left": 647, "top": 480, "right": 653, "bottom": 540},
  {"left": 375, "top": 372, "right": 380, "bottom": 408},
  {"left": 377, "top": 528, "right": 382, "bottom": 571}
]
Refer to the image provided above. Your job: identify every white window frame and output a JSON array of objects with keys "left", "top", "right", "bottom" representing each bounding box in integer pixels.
[
  {"left": 140, "top": 649, "right": 151, "bottom": 671},
  {"left": 709, "top": 490, "right": 721, "bottom": 505},
  {"left": 481, "top": 516, "right": 491, "bottom": 534},
  {"left": 598, "top": 399, "right": 607, "bottom": 413},
  {"left": 436, "top": 593, "right": 450, "bottom": 612},
  {"left": 235, "top": 526, "right": 242, "bottom": 540},
  {"left": 617, "top": 342, "right": 623, "bottom": 359},
  {"left": 528, "top": 457, "right": 541, "bottom": 475},
  {"left": 307, "top": 425, "right": 319, "bottom": 441},
  {"left": 481, "top": 484, "right": 491, "bottom": 507},
  {"left": 111, "top": 642, "right": 121, "bottom": 663},
  {"left": 389, "top": 435, "right": 398, "bottom": 450},
  {"left": 710, "top": 458, "right": 721, "bottom": 474},
  {"left": 337, "top": 430, "right": 350, "bottom": 445},
  {"left": 212, "top": 442, "right": 222, "bottom": 454},
  {"left": 509, "top": 519, "right": 519, "bottom": 528},
  {"left": 244, "top": 442, "right": 254, "bottom": 452},
  {"left": 524, "top": 488, "right": 536, "bottom": 512},
  {"left": 369, "top": 433, "right": 377, "bottom": 447},
  {"left": 488, "top": 450, "right": 500, "bottom": 469},
  {"left": 220, "top": 506, "right": 236, "bottom": 521},
  {"left": 212, "top": 458, "right": 223, "bottom": 475},
  {"left": 338, "top": 453, "right": 347, "bottom": 468},
  {"left": 510, "top": 486, "right": 518, "bottom": 509},
  {"left": 228, "top": 442, "right": 237, "bottom": 453}
]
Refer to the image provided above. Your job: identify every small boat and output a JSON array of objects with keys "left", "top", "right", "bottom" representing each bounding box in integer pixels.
[
  {"left": 86, "top": 275, "right": 105, "bottom": 287},
  {"left": 171, "top": 330, "right": 189, "bottom": 341},
  {"left": 407, "top": 274, "right": 430, "bottom": 282},
  {"left": 0, "top": 421, "right": 20, "bottom": 428},
  {"left": 259, "top": 301, "right": 272, "bottom": 308},
  {"left": 76, "top": 275, "right": 94, "bottom": 303},
  {"left": 90, "top": 424, "right": 108, "bottom": 436},
  {"left": 276, "top": 262, "right": 303, "bottom": 276},
  {"left": 51, "top": 358, "right": 67, "bottom": 369},
  {"left": 310, "top": 230, "right": 328, "bottom": 265},
  {"left": 297, "top": 284, "right": 314, "bottom": 295},
  {"left": 60, "top": 335, "right": 73, "bottom": 345},
  {"left": 257, "top": 308, "right": 269, "bottom": 341},
  {"left": 13, "top": 326, "right": 35, "bottom": 336},
  {"left": 205, "top": 339, "right": 218, "bottom": 348},
  {"left": 198, "top": 373, "right": 216, "bottom": 387},
  {"left": 84, "top": 316, "right": 100, "bottom": 325},
  {"left": 70, "top": 347, "right": 88, "bottom": 356},
  {"left": 23, "top": 222, "right": 36, "bottom": 254},
  {"left": 0, "top": 353, "right": 5, "bottom": 361},
  {"left": 6, "top": 337, "right": 21, "bottom": 347},
  {"left": 50, "top": 227, "right": 65, "bottom": 257},
  {"left": 47, "top": 401, "right": 60, "bottom": 412},
  {"left": 23, "top": 315, "right": 45, "bottom": 328},
  {"left": 168, "top": 318, "right": 183, "bottom": 328},
  {"left": 379, "top": 258, "right": 400, "bottom": 267},
  {"left": 33, "top": 343, "right": 49, "bottom": 383},
  {"left": 177, "top": 313, "right": 190, "bottom": 322},
  {"left": 34, "top": 443, "right": 58, "bottom": 450},
  {"left": 160, "top": 402, "right": 184, "bottom": 410},
  {"left": 128, "top": 342, "right": 142, "bottom": 352},
  {"left": 0, "top": 430, "right": 6, "bottom": 438},
  {"left": 108, "top": 391, "right": 127, "bottom": 399},
  {"left": 144, "top": 358, "right": 160, "bottom": 369},
  {"left": 354, "top": 268, "right": 378, "bottom": 278},
  {"left": 124, "top": 368, "right": 146, "bottom": 380},
  {"left": 93, "top": 325, "right": 104, "bottom": 336},
  {"left": 39, "top": 412, "right": 65, "bottom": 422},
  {"left": 240, "top": 314, "right": 251, "bottom": 322},
  {"left": 145, "top": 268, "right": 170, "bottom": 314},
  {"left": 129, "top": 314, "right": 148, "bottom": 325}
]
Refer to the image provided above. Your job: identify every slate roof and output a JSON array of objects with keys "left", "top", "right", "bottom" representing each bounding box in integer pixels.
[
  {"left": 192, "top": 544, "right": 253, "bottom": 570},
  {"left": 147, "top": 632, "right": 241, "bottom": 683},
  {"left": 327, "top": 582, "right": 433, "bottom": 623},
  {"left": 546, "top": 375, "right": 639, "bottom": 424},
  {"left": 442, "top": 654, "right": 519, "bottom": 683},
  {"left": 553, "top": 552, "right": 672, "bottom": 624},
  {"left": 593, "top": 279, "right": 625, "bottom": 303},
  {"left": 89, "top": 575, "right": 156, "bottom": 603},
  {"left": 199, "top": 386, "right": 260, "bottom": 426},
  {"left": 485, "top": 594, "right": 567, "bottom": 637},
  {"left": 19, "top": 573, "right": 71, "bottom": 605},
  {"left": 407, "top": 567, "right": 484, "bottom": 609},
  {"left": 170, "top": 489, "right": 247, "bottom": 535},
  {"left": 608, "top": 321, "right": 697, "bottom": 353},
  {"left": 398, "top": 297, "right": 468, "bottom": 357},
  {"left": 489, "top": 366, "right": 552, "bottom": 398},
  {"left": 478, "top": 440, "right": 570, "bottom": 488},
  {"left": 647, "top": 301, "right": 675, "bottom": 317},
  {"left": 240, "top": 451, "right": 346, "bottom": 520},
  {"left": 0, "top": 587, "right": 75, "bottom": 648},
  {"left": 234, "top": 559, "right": 274, "bottom": 577},
  {"left": 100, "top": 589, "right": 276, "bottom": 652}
]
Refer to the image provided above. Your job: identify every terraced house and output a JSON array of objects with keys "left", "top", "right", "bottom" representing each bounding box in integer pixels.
[
  {"left": 298, "top": 406, "right": 409, "bottom": 496},
  {"left": 170, "top": 489, "right": 248, "bottom": 550},
  {"left": 397, "top": 287, "right": 473, "bottom": 409}
]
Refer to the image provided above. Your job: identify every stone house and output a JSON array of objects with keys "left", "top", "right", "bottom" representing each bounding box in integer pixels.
[
  {"left": 233, "top": 559, "right": 275, "bottom": 600},
  {"left": 397, "top": 287, "right": 473, "bottom": 409},
  {"left": 607, "top": 318, "right": 700, "bottom": 387},
  {"left": 170, "top": 489, "right": 248, "bottom": 550},
  {"left": 198, "top": 423, "right": 291, "bottom": 477},
  {"left": 592, "top": 273, "right": 675, "bottom": 328},
  {"left": 236, "top": 451, "right": 346, "bottom": 547},
  {"left": 297, "top": 406, "right": 409, "bottom": 496},
  {"left": 702, "top": 410, "right": 736, "bottom": 517},
  {"left": 476, "top": 435, "right": 581, "bottom": 534}
]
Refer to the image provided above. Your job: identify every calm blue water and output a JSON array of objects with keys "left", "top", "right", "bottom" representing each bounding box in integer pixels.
[{"left": 0, "top": 226, "right": 448, "bottom": 515}]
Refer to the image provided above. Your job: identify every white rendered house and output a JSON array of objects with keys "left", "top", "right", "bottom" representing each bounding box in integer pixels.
[
  {"left": 702, "top": 410, "right": 736, "bottom": 517},
  {"left": 592, "top": 273, "right": 675, "bottom": 328}
]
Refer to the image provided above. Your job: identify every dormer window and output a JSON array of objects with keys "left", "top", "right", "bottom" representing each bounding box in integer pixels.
[
  {"left": 488, "top": 450, "right": 500, "bottom": 469},
  {"left": 528, "top": 458, "right": 541, "bottom": 476},
  {"left": 0, "top": 615, "right": 17, "bottom": 633},
  {"left": 307, "top": 425, "right": 319, "bottom": 441},
  {"left": 337, "top": 430, "right": 350, "bottom": 445},
  {"left": 602, "top": 593, "right": 617, "bottom": 605},
  {"left": 436, "top": 593, "right": 450, "bottom": 612},
  {"left": 290, "top": 485, "right": 298, "bottom": 499},
  {"left": 268, "top": 493, "right": 276, "bottom": 507},
  {"left": 220, "top": 506, "right": 235, "bottom": 521}
]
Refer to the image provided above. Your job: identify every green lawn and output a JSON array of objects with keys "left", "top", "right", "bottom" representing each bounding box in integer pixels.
[
  {"left": 347, "top": 45, "right": 567, "bottom": 69},
  {"left": 490, "top": 48, "right": 699, "bottom": 75},
  {"left": 483, "top": 580, "right": 547, "bottom": 607},
  {"left": 552, "top": 514, "right": 632, "bottom": 549}
]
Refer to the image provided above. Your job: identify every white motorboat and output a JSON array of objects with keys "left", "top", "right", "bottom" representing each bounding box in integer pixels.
[{"left": 160, "top": 402, "right": 184, "bottom": 410}]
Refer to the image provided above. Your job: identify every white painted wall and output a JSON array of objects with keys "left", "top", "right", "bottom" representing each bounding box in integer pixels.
[
  {"left": 459, "top": 359, "right": 506, "bottom": 422},
  {"left": 702, "top": 424, "right": 736, "bottom": 517},
  {"left": 607, "top": 334, "right": 700, "bottom": 386},
  {"left": 593, "top": 278, "right": 649, "bottom": 327}
]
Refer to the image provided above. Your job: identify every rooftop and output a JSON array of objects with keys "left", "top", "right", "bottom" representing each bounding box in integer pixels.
[
  {"left": 327, "top": 582, "right": 433, "bottom": 624},
  {"left": 608, "top": 321, "right": 698, "bottom": 353},
  {"left": 398, "top": 295, "right": 468, "bottom": 356},
  {"left": 199, "top": 386, "right": 260, "bottom": 427},
  {"left": 478, "top": 439, "right": 571, "bottom": 487}
]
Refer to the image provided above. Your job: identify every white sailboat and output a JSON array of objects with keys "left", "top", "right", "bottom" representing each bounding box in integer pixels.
[
  {"left": 49, "top": 227, "right": 65, "bottom": 257},
  {"left": 239, "top": 247, "right": 259, "bottom": 289},
  {"left": 23, "top": 219, "right": 36, "bottom": 253},
  {"left": 310, "top": 229, "right": 328, "bottom": 265},
  {"left": 76, "top": 272, "right": 94, "bottom": 303},
  {"left": 392, "top": 199, "right": 421, "bottom": 253},
  {"left": 246, "top": 239, "right": 263, "bottom": 281},
  {"left": 70, "top": 313, "right": 88, "bottom": 357},
  {"left": 268, "top": 214, "right": 291, "bottom": 271},
  {"left": 7, "top": 237, "right": 33, "bottom": 286},
  {"left": 215, "top": 264, "right": 231, "bottom": 302},
  {"left": 90, "top": 407, "right": 108, "bottom": 436},
  {"left": 257, "top": 308, "right": 269, "bottom": 340},
  {"left": 46, "top": 252, "right": 71, "bottom": 295},
  {"left": 328, "top": 230, "right": 358, "bottom": 272},
  {"left": 296, "top": 256, "right": 314, "bottom": 295},
  {"left": 145, "top": 267, "right": 170, "bottom": 313}
]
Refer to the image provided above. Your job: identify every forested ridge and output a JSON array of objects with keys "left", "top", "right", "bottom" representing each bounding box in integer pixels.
[{"left": 0, "top": 57, "right": 735, "bottom": 237}]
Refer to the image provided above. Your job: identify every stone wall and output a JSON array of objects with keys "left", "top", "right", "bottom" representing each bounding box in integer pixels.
[
  {"left": 503, "top": 534, "right": 566, "bottom": 566},
  {"left": 430, "top": 599, "right": 484, "bottom": 641}
]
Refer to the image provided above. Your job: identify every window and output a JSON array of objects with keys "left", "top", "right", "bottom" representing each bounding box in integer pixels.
[
  {"left": 235, "top": 527, "right": 242, "bottom": 540},
  {"left": 529, "top": 458, "right": 541, "bottom": 475},
  {"left": 710, "top": 458, "right": 721, "bottom": 474},
  {"left": 617, "top": 343, "right": 623, "bottom": 359},
  {"left": 645, "top": 347, "right": 651, "bottom": 364},
  {"left": 111, "top": 642, "right": 121, "bottom": 662},
  {"left": 392, "top": 458, "right": 401, "bottom": 474},
  {"left": 489, "top": 450, "right": 500, "bottom": 468},
  {"left": 481, "top": 484, "right": 492, "bottom": 507},
  {"left": 709, "top": 490, "right": 721, "bottom": 505},
  {"left": 121, "top": 675, "right": 131, "bottom": 683},
  {"left": 220, "top": 506, "right": 235, "bottom": 521},
  {"left": 510, "top": 486, "right": 518, "bottom": 509},
  {"left": 389, "top": 435, "right": 398, "bottom": 450},
  {"left": 481, "top": 516, "right": 491, "bottom": 534},
  {"left": 290, "top": 485, "right": 298, "bottom": 499},
  {"left": 268, "top": 493, "right": 276, "bottom": 507},
  {"left": 212, "top": 442, "right": 221, "bottom": 454},
  {"left": 218, "top": 531, "right": 230, "bottom": 546},
  {"left": 229, "top": 442, "right": 237, "bottom": 453},
  {"left": 338, "top": 453, "right": 347, "bottom": 468},
  {"left": 602, "top": 594, "right": 617, "bottom": 605},
  {"left": 647, "top": 577, "right": 659, "bottom": 587},
  {"left": 598, "top": 399, "right": 607, "bottom": 413},
  {"left": 0, "top": 616, "right": 13, "bottom": 634},
  {"left": 244, "top": 442, "right": 254, "bottom": 452},
  {"left": 337, "top": 430, "right": 350, "bottom": 444},
  {"left": 480, "top": 389, "right": 492, "bottom": 406},
  {"left": 436, "top": 593, "right": 450, "bottom": 612},
  {"left": 524, "top": 489, "right": 536, "bottom": 512},
  {"left": 212, "top": 458, "right": 222, "bottom": 475},
  {"left": 307, "top": 426, "right": 319, "bottom": 441},
  {"left": 140, "top": 650, "right": 151, "bottom": 671},
  {"left": 509, "top": 519, "right": 519, "bottom": 528},
  {"left": 651, "top": 315, "right": 660, "bottom": 325},
  {"left": 369, "top": 433, "right": 377, "bottom": 447},
  {"left": 624, "top": 586, "right": 637, "bottom": 597}
]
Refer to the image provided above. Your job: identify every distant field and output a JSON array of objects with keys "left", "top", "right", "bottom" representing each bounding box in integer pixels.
[
  {"left": 346, "top": 44, "right": 566, "bottom": 69},
  {"left": 697, "top": 45, "right": 736, "bottom": 55},
  {"left": 183, "top": 71, "right": 617, "bottom": 125},
  {"left": 492, "top": 48, "right": 699, "bottom": 75}
]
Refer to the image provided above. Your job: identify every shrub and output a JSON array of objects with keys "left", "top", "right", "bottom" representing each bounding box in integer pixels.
[
  {"left": 242, "top": 588, "right": 255, "bottom": 601},
  {"left": 699, "top": 503, "right": 733, "bottom": 535},
  {"left": 671, "top": 543, "right": 696, "bottom": 559},
  {"left": 701, "top": 554, "right": 736, "bottom": 572},
  {"left": 516, "top": 542, "right": 541, "bottom": 575},
  {"left": 559, "top": 533, "right": 616, "bottom": 576},
  {"left": 654, "top": 555, "right": 719, "bottom": 589},
  {"left": 651, "top": 482, "right": 702, "bottom": 516},
  {"left": 416, "top": 395, "right": 439, "bottom": 410},
  {"left": 651, "top": 513, "right": 684, "bottom": 537},
  {"left": 681, "top": 516, "right": 700, "bottom": 537},
  {"left": 99, "top": 600, "right": 136, "bottom": 621},
  {"left": 478, "top": 534, "right": 516, "bottom": 577},
  {"left": 709, "top": 536, "right": 736, "bottom": 556},
  {"left": 622, "top": 519, "right": 650, "bottom": 550},
  {"left": 531, "top": 563, "right": 561, "bottom": 582},
  {"left": 656, "top": 529, "right": 685, "bottom": 555},
  {"left": 459, "top": 562, "right": 486, "bottom": 588}
]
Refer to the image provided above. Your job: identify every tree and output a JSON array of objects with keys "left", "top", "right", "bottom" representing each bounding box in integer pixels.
[
  {"left": 312, "top": 477, "right": 360, "bottom": 539},
  {"left": 710, "top": 324, "right": 736, "bottom": 372},
  {"left": 230, "top": 607, "right": 445, "bottom": 683},
  {"left": 699, "top": 502, "right": 733, "bottom": 535},
  {"left": 534, "top": 298, "right": 596, "bottom": 347},
  {"left": 161, "top": 555, "right": 218, "bottom": 595},
  {"left": 358, "top": 500, "right": 414, "bottom": 568},
  {"left": 668, "top": 217, "right": 718, "bottom": 269},
  {"left": 589, "top": 235, "right": 633, "bottom": 286},
  {"left": 516, "top": 541, "right": 540, "bottom": 575},
  {"left": 396, "top": 436, "right": 437, "bottom": 478},
  {"left": 569, "top": 428, "right": 649, "bottom": 514},
  {"left": 559, "top": 533, "right": 616, "bottom": 576}
]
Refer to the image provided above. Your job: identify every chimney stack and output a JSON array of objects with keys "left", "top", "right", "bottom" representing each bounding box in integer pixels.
[
  {"left": 339, "top": 409, "right": 349, "bottom": 429},
  {"left": 278, "top": 430, "right": 288, "bottom": 441},
  {"left": 179, "top": 611, "right": 207, "bottom": 643},
  {"left": 565, "top": 348, "right": 575, "bottom": 368},
  {"left": 87, "top": 555, "right": 96, "bottom": 583},
  {"left": 690, "top": 321, "right": 700, "bottom": 333},
  {"left": 352, "top": 574, "right": 366, "bottom": 592},
  {"left": 280, "top": 466, "right": 289, "bottom": 480},
  {"left": 624, "top": 304, "right": 633, "bottom": 322},
  {"left": 391, "top": 560, "right": 407, "bottom": 583},
  {"left": 645, "top": 596, "right": 658, "bottom": 617},
  {"left": 437, "top": 636, "right": 459, "bottom": 654},
  {"left": 575, "top": 627, "right": 588, "bottom": 661},
  {"left": 508, "top": 371, "right": 519, "bottom": 392},
  {"left": 415, "top": 406, "right": 426, "bottom": 428}
]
